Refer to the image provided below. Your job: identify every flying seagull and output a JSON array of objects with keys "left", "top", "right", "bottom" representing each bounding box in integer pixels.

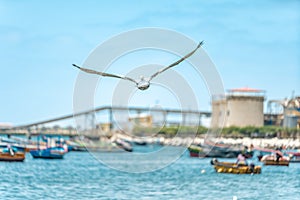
[{"left": 73, "top": 41, "right": 204, "bottom": 90}]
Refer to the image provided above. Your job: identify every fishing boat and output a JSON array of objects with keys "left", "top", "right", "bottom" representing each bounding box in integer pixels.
[
  {"left": 132, "top": 138, "right": 147, "bottom": 146},
  {"left": 188, "top": 145, "right": 204, "bottom": 157},
  {"left": 66, "top": 140, "right": 87, "bottom": 151},
  {"left": 30, "top": 146, "right": 65, "bottom": 159},
  {"left": 256, "top": 147, "right": 290, "bottom": 166},
  {"left": 188, "top": 140, "right": 253, "bottom": 158},
  {"left": 210, "top": 158, "right": 261, "bottom": 174},
  {"left": 260, "top": 155, "right": 290, "bottom": 166},
  {"left": 188, "top": 145, "right": 241, "bottom": 158},
  {"left": 0, "top": 146, "right": 25, "bottom": 162},
  {"left": 114, "top": 138, "right": 133, "bottom": 152},
  {"left": 30, "top": 136, "right": 67, "bottom": 159}
]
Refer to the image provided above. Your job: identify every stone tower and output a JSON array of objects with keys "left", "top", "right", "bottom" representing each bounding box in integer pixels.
[{"left": 211, "top": 87, "right": 265, "bottom": 128}]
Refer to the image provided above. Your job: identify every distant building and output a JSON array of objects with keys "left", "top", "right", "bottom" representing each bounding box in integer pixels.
[
  {"left": 211, "top": 87, "right": 265, "bottom": 127},
  {"left": 283, "top": 96, "right": 300, "bottom": 128},
  {"left": 97, "top": 123, "right": 112, "bottom": 132},
  {"left": 0, "top": 122, "right": 13, "bottom": 129},
  {"left": 266, "top": 96, "right": 300, "bottom": 129}
]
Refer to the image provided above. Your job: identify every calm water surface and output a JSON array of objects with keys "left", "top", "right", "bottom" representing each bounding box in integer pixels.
[{"left": 1, "top": 146, "right": 299, "bottom": 200}]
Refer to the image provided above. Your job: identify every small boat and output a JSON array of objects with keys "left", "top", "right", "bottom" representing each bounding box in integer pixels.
[
  {"left": 66, "top": 141, "right": 87, "bottom": 152},
  {"left": 30, "top": 146, "right": 65, "bottom": 159},
  {"left": 114, "top": 139, "right": 133, "bottom": 152},
  {"left": 210, "top": 158, "right": 261, "bottom": 174},
  {"left": 30, "top": 136, "right": 67, "bottom": 159},
  {"left": 260, "top": 155, "right": 289, "bottom": 166},
  {"left": 132, "top": 138, "right": 147, "bottom": 146},
  {"left": 188, "top": 145, "right": 204, "bottom": 157},
  {"left": 188, "top": 143, "right": 250, "bottom": 158},
  {"left": 0, "top": 146, "right": 25, "bottom": 162}
]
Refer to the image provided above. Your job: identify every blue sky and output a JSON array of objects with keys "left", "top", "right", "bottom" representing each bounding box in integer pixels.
[{"left": 0, "top": 0, "right": 299, "bottom": 125}]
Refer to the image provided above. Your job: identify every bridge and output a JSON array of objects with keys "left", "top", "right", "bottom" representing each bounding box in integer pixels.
[{"left": 0, "top": 106, "right": 211, "bottom": 136}]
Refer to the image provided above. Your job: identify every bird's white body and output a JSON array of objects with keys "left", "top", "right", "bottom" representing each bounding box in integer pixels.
[{"left": 137, "top": 80, "right": 150, "bottom": 90}]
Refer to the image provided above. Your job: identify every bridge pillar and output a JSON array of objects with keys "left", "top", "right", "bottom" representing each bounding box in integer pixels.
[{"left": 109, "top": 108, "right": 113, "bottom": 130}]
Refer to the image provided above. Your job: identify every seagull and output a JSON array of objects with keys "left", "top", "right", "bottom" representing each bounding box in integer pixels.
[{"left": 73, "top": 41, "right": 204, "bottom": 90}]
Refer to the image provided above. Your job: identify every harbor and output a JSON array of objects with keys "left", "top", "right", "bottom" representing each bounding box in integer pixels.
[
  {"left": 1, "top": 88, "right": 300, "bottom": 198},
  {"left": 1, "top": 0, "right": 300, "bottom": 199},
  {"left": 1, "top": 146, "right": 300, "bottom": 199}
]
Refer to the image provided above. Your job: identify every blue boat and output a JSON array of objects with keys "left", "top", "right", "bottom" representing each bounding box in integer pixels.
[
  {"left": 30, "top": 135, "right": 67, "bottom": 159},
  {"left": 30, "top": 146, "right": 66, "bottom": 159}
]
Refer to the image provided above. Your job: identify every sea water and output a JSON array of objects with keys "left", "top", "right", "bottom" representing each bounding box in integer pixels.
[{"left": 0, "top": 146, "right": 299, "bottom": 200}]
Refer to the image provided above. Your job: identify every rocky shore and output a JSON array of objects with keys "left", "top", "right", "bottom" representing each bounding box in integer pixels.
[{"left": 115, "top": 133, "right": 300, "bottom": 149}]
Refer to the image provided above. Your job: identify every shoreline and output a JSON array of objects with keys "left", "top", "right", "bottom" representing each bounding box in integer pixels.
[{"left": 115, "top": 133, "right": 300, "bottom": 149}]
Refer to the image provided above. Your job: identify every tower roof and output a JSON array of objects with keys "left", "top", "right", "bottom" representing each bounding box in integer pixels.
[{"left": 228, "top": 87, "right": 265, "bottom": 93}]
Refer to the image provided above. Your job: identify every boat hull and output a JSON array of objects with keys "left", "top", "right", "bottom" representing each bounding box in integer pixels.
[
  {"left": 188, "top": 147, "right": 240, "bottom": 158},
  {"left": 263, "top": 160, "right": 289, "bottom": 166},
  {"left": 211, "top": 159, "right": 261, "bottom": 174},
  {"left": 30, "top": 147, "right": 65, "bottom": 159},
  {"left": 260, "top": 155, "right": 290, "bottom": 166},
  {"left": 0, "top": 152, "right": 25, "bottom": 162},
  {"left": 189, "top": 151, "right": 200, "bottom": 157},
  {"left": 31, "top": 154, "right": 63, "bottom": 159}
]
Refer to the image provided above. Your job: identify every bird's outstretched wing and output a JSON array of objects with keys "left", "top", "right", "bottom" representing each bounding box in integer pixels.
[
  {"left": 72, "top": 64, "right": 138, "bottom": 84},
  {"left": 149, "top": 41, "right": 204, "bottom": 81}
]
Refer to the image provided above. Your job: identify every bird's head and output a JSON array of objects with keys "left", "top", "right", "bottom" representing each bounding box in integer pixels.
[{"left": 139, "top": 75, "right": 145, "bottom": 81}]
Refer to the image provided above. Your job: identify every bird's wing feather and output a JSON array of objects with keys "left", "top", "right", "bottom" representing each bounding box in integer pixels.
[
  {"left": 72, "top": 64, "right": 138, "bottom": 84},
  {"left": 149, "top": 41, "right": 204, "bottom": 80}
]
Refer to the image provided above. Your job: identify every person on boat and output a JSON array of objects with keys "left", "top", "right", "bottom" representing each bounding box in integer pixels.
[
  {"left": 210, "top": 158, "right": 218, "bottom": 165},
  {"left": 7, "top": 144, "right": 15, "bottom": 156},
  {"left": 242, "top": 145, "right": 254, "bottom": 158},
  {"left": 236, "top": 153, "right": 247, "bottom": 165},
  {"left": 274, "top": 148, "right": 283, "bottom": 162}
]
